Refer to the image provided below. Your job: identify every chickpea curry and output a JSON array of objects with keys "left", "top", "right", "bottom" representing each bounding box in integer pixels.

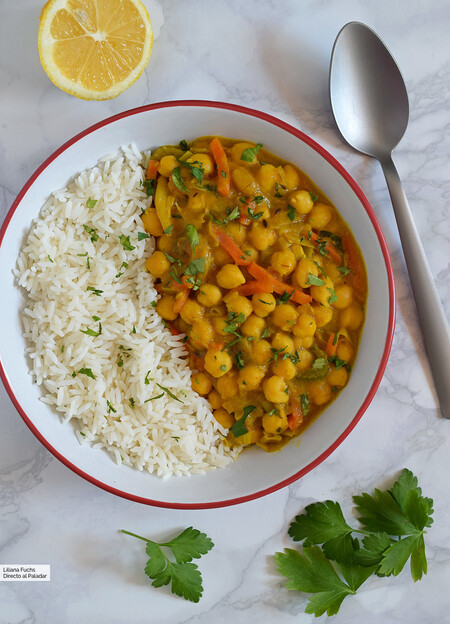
[{"left": 142, "top": 137, "right": 367, "bottom": 452}]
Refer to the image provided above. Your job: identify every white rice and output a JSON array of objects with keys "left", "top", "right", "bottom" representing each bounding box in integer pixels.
[{"left": 14, "top": 145, "right": 240, "bottom": 477}]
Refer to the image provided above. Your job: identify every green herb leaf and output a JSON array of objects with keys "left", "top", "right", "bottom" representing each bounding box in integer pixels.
[
  {"left": 319, "top": 230, "right": 344, "bottom": 253},
  {"left": 121, "top": 527, "right": 213, "bottom": 603},
  {"left": 115, "top": 261, "right": 129, "bottom": 278},
  {"left": 178, "top": 159, "right": 204, "bottom": 184},
  {"left": 338, "top": 265, "right": 354, "bottom": 276},
  {"left": 86, "top": 197, "right": 98, "bottom": 209},
  {"left": 287, "top": 204, "right": 296, "bottom": 222},
  {"left": 276, "top": 290, "right": 294, "bottom": 305},
  {"left": 328, "top": 355, "right": 347, "bottom": 370},
  {"left": 327, "top": 288, "right": 337, "bottom": 304},
  {"left": 227, "top": 206, "right": 240, "bottom": 221},
  {"left": 184, "top": 258, "right": 205, "bottom": 277},
  {"left": 156, "top": 383, "right": 183, "bottom": 403},
  {"left": 107, "top": 400, "right": 116, "bottom": 413},
  {"left": 171, "top": 167, "right": 189, "bottom": 193},
  {"left": 144, "top": 179, "right": 156, "bottom": 197},
  {"left": 234, "top": 352, "right": 245, "bottom": 370},
  {"left": 138, "top": 232, "right": 150, "bottom": 241},
  {"left": 179, "top": 139, "right": 189, "bottom": 151},
  {"left": 78, "top": 367, "right": 95, "bottom": 379},
  {"left": 260, "top": 327, "right": 269, "bottom": 340},
  {"left": 274, "top": 181, "right": 283, "bottom": 197},
  {"left": 231, "top": 405, "right": 256, "bottom": 437},
  {"left": 87, "top": 286, "right": 103, "bottom": 297},
  {"left": 83, "top": 224, "right": 99, "bottom": 242},
  {"left": 309, "top": 192, "right": 319, "bottom": 203},
  {"left": 240, "top": 143, "right": 262, "bottom": 162},
  {"left": 119, "top": 235, "right": 135, "bottom": 251},
  {"left": 186, "top": 224, "right": 199, "bottom": 251},
  {"left": 163, "top": 250, "right": 182, "bottom": 265},
  {"left": 80, "top": 322, "right": 102, "bottom": 337},
  {"left": 248, "top": 206, "right": 264, "bottom": 220},
  {"left": 300, "top": 393, "right": 309, "bottom": 416},
  {"left": 306, "top": 273, "right": 325, "bottom": 287}
]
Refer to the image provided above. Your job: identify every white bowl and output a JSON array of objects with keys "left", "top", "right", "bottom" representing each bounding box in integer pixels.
[{"left": 0, "top": 101, "right": 395, "bottom": 508}]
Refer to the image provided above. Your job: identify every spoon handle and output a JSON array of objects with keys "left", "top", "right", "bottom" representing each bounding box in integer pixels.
[{"left": 380, "top": 156, "right": 450, "bottom": 418}]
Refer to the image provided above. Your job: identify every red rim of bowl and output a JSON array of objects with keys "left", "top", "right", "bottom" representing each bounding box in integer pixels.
[{"left": 0, "top": 100, "right": 396, "bottom": 509}]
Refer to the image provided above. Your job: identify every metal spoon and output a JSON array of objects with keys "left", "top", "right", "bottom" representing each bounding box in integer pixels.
[{"left": 329, "top": 21, "right": 450, "bottom": 418}]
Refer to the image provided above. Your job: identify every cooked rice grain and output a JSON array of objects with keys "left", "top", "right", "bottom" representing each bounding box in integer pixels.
[{"left": 15, "top": 146, "right": 240, "bottom": 477}]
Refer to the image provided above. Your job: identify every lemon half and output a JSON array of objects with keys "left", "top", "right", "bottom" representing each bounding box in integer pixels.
[{"left": 38, "top": 0, "right": 153, "bottom": 100}]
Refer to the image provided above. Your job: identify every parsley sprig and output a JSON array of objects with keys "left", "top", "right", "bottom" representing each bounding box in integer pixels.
[
  {"left": 120, "top": 527, "right": 214, "bottom": 603},
  {"left": 274, "top": 469, "right": 433, "bottom": 617}
]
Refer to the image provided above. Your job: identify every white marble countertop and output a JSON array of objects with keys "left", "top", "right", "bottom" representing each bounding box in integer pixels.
[{"left": 1, "top": 1, "right": 449, "bottom": 622}]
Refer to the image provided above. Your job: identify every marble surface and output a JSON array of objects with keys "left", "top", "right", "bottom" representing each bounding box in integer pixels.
[{"left": 0, "top": 0, "right": 449, "bottom": 622}]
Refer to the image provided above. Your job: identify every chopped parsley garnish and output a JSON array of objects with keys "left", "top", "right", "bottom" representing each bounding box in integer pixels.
[
  {"left": 86, "top": 197, "right": 98, "bottom": 209},
  {"left": 132, "top": 325, "right": 137, "bottom": 333},
  {"left": 227, "top": 206, "right": 240, "bottom": 221},
  {"left": 269, "top": 346, "right": 287, "bottom": 363},
  {"left": 119, "top": 235, "right": 135, "bottom": 251},
  {"left": 163, "top": 250, "right": 182, "bottom": 265},
  {"left": 240, "top": 143, "right": 262, "bottom": 162},
  {"left": 261, "top": 327, "right": 269, "bottom": 340},
  {"left": 276, "top": 290, "right": 294, "bottom": 305},
  {"left": 309, "top": 191, "right": 319, "bottom": 203},
  {"left": 327, "top": 288, "right": 337, "bottom": 304},
  {"left": 248, "top": 206, "right": 264, "bottom": 220},
  {"left": 312, "top": 260, "right": 327, "bottom": 278},
  {"left": 253, "top": 195, "right": 264, "bottom": 204},
  {"left": 138, "top": 232, "right": 150, "bottom": 241},
  {"left": 117, "top": 354, "right": 124, "bottom": 367},
  {"left": 338, "top": 265, "right": 354, "bottom": 276},
  {"left": 179, "top": 139, "right": 189, "bottom": 151},
  {"left": 145, "top": 393, "right": 164, "bottom": 402},
  {"left": 48, "top": 255, "right": 53, "bottom": 263},
  {"left": 129, "top": 398, "right": 135, "bottom": 408},
  {"left": 164, "top": 224, "right": 174, "bottom": 235},
  {"left": 115, "top": 261, "right": 129, "bottom": 278},
  {"left": 83, "top": 225, "right": 99, "bottom": 242},
  {"left": 151, "top": 301, "right": 157, "bottom": 308},
  {"left": 223, "top": 312, "right": 245, "bottom": 335},
  {"left": 234, "top": 352, "right": 245, "bottom": 370},
  {"left": 220, "top": 364, "right": 227, "bottom": 372},
  {"left": 156, "top": 383, "right": 183, "bottom": 403},
  {"left": 287, "top": 204, "right": 296, "bottom": 222},
  {"left": 328, "top": 355, "right": 348, "bottom": 370},
  {"left": 319, "top": 230, "right": 344, "bottom": 252},
  {"left": 80, "top": 322, "right": 102, "bottom": 337},
  {"left": 143, "top": 179, "right": 156, "bottom": 197},
  {"left": 184, "top": 258, "right": 205, "bottom": 277},
  {"left": 316, "top": 238, "right": 328, "bottom": 257},
  {"left": 77, "top": 367, "right": 95, "bottom": 379},
  {"left": 274, "top": 181, "right": 283, "bottom": 197},
  {"left": 306, "top": 273, "right": 326, "bottom": 287},
  {"left": 300, "top": 393, "right": 310, "bottom": 416},
  {"left": 87, "top": 286, "right": 103, "bottom": 296},
  {"left": 106, "top": 400, "right": 116, "bottom": 413},
  {"left": 178, "top": 159, "right": 204, "bottom": 184},
  {"left": 171, "top": 167, "right": 189, "bottom": 193},
  {"left": 186, "top": 224, "right": 199, "bottom": 251},
  {"left": 231, "top": 405, "right": 256, "bottom": 437}
]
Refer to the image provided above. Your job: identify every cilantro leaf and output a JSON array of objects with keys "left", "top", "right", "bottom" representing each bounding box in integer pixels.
[
  {"left": 275, "top": 546, "right": 354, "bottom": 617},
  {"left": 162, "top": 527, "right": 214, "bottom": 564},
  {"left": 121, "top": 527, "right": 214, "bottom": 603},
  {"left": 138, "top": 232, "right": 150, "bottom": 241},
  {"left": 231, "top": 405, "right": 255, "bottom": 437},
  {"left": 240, "top": 143, "right": 262, "bottom": 162},
  {"left": 185, "top": 224, "right": 199, "bottom": 251},
  {"left": 306, "top": 273, "right": 325, "bottom": 286},
  {"left": 287, "top": 204, "right": 296, "bottom": 222},
  {"left": 171, "top": 167, "right": 189, "bottom": 193},
  {"left": 119, "top": 234, "right": 135, "bottom": 251},
  {"left": 184, "top": 258, "right": 205, "bottom": 276}
]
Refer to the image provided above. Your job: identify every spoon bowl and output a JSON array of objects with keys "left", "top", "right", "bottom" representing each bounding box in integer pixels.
[{"left": 330, "top": 22, "right": 450, "bottom": 418}]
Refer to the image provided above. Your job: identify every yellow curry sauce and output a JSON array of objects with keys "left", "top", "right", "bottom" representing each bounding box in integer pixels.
[{"left": 141, "top": 137, "right": 367, "bottom": 451}]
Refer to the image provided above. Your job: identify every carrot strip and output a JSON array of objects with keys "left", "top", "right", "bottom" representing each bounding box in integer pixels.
[
  {"left": 342, "top": 232, "right": 367, "bottom": 293},
  {"left": 236, "top": 281, "right": 272, "bottom": 296},
  {"left": 173, "top": 289, "right": 190, "bottom": 314},
  {"left": 306, "top": 229, "right": 342, "bottom": 265},
  {"left": 146, "top": 158, "right": 159, "bottom": 180},
  {"left": 247, "top": 262, "right": 312, "bottom": 304},
  {"left": 210, "top": 137, "right": 230, "bottom": 197},
  {"left": 287, "top": 399, "right": 304, "bottom": 431},
  {"left": 325, "top": 332, "right": 338, "bottom": 357},
  {"left": 211, "top": 224, "right": 250, "bottom": 265}
]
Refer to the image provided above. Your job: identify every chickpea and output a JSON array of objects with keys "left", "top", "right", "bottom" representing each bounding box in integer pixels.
[
  {"left": 257, "top": 164, "right": 278, "bottom": 193},
  {"left": 180, "top": 300, "right": 204, "bottom": 324},
  {"left": 308, "top": 202, "right": 333, "bottom": 229},
  {"left": 188, "top": 153, "right": 214, "bottom": 176},
  {"left": 216, "top": 264, "right": 246, "bottom": 289},
  {"left": 197, "top": 283, "right": 222, "bottom": 307},
  {"left": 339, "top": 304, "right": 364, "bottom": 330},
  {"left": 204, "top": 348, "right": 233, "bottom": 378},
  {"left": 241, "top": 314, "right": 265, "bottom": 339},
  {"left": 156, "top": 234, "right": 173, "bottom": 253},
  {"left": 310, "top": 277, "right": 336, "bottom": 307},
  {"left": 311, "top": 303, "right": 333, "bottom": 328},
  {"left": 145, "top": 250, "right": 170, "bottom": 278},
  {"left": 241, "top": 245, "right": 259, "bottom": 263},
  {"left": 293, "top": 257, "right": 319, "bottom": 289},
  {"left": 156, "top": 295, "right": 178, "bottom": 321},
  {"left": 232, "top": 167, "right": 259, "bottom": 195},
  {"left": 271, "top": 304, "right": 299, "bottom": 331},
  {"left": 291, "top": 243, "right": 306, "bottom": 261},
  {"left": 288, "top": 189, "right": 313, "bottom": 215},
  {"left": 282, "top": 164, "right": 301, "bottom": 191},
  {"left": 295, "top": 348, "right": 314, "bottom": 371},
  {"left": 293, "top": 313, "right": 316, "bottom": 338},
  {"left": 263, "top": 375, "right": 289, "bottom": 403},
  {"left": 309, "top": 380, "right": 332, "bottom": 406},
  {"left": 249, "top": 225, "right": 276, "bottom": 251},
  {"left": 293, "top": 335, "right": 314, "bottom": 349},
  {"left": 252, "top": 293, "right": 276, "bottom": 317},
  {"left": 238, "top": 364, "right": 265, "bottom": 390},
  {"left": 336, "top": 340, "right": 354, "bottom": 362},
  {"left": 191, "top": 372, "right": 212, "bottom": 396},
  {"left": 270, "top": 250, "right": 297, "bottom": 276},
  {"left": 227, "top": 221, "right": 247, "bottom": 245},
  {"left": 224, "top": 292, "right": 253, "bottom": 319},
  {"left": 141, "top": 208, "right": 164, "bottom": 237},
  {"left": 323, "top": 258, "right": 341, "bottom": 282},
  {"left": 271, "top": 332, "right": 294, "bottom": 354},
  {"left": 252, "top": 339, "right": 272, "bottom": 365},
  {"left": 271, "top": 358, "right": 296, "bottom": 380},
  {"left": 158, "top": 155, "right": 178, "bottom": 177},
  {"left": 214, "top": 408, "right": 235, "bottom": 429},
  {"left": 188, "top": 191, "right": 206, "bottom": 213},
  {"left": 190, "top": 319, "right": 214, "bottom": 349},
  {"left": 230, "top": 142, "right": 259, "bottom": 163},
  {"left": 212, "top": 316, "right": 229, "bottom": 336},
  {"left": 216, "top": 371, "right": 239, "bottom": 399},
  {"left": 262, "top": 411, "right": 289, "bottom": 434},
  {"left": 213, "top": 246, "right": 232, "bottom": 266},
  {"left": 327, "top": 366, "right": 349, "bottom": 388},
  {"left": 208, "top": 389, "right": 222, "bottom": 410},
  {"left": 333, "top": 284, "right": 354, "bottom": 310}
]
